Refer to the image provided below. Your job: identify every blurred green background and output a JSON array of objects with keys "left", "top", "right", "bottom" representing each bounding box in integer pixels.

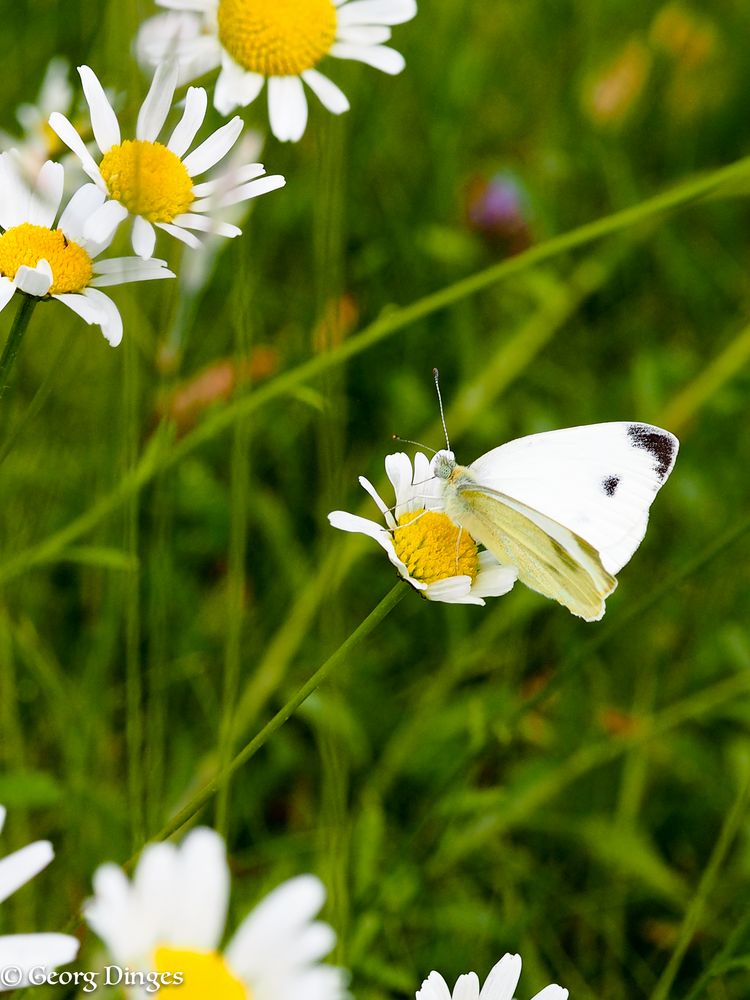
[{"left": 1, "top": 0, "right": 750, "bottom": 997}]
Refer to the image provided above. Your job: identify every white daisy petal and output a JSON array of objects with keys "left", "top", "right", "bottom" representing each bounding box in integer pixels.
[
  {"left": 89, "top": 263, "right": 174, "bottom": 287},
  {"left": 336, "top": 24, "right": 392, "bottom": 45},
  {"left": 472, "top": 553, "right": 517, "bottom": 599},
  {"left": 330, "top": 41, "right": 406, "bottom": 74},
  {"left": 301, "top": 69, "right": 350, "bottom": 115},
  {"left": 336, "top": 0, "right": 417, "bottom": 26},
  {"left": 0, "top": 278, "right": 16, "bottom": 313},
  {"left": 48, "top": 112, "right": 105, "bottom": 187},
  {"left": 424, "top": 577, "right": 483, "bottom": 605},
  {"left": 479, "top": 954, "right": 523, "bottom": 1000},
  {"left": 268, "top": 76, "right": 309, "bottom": 143},
  {"left": 136, "top": 59, "right": 180, "bottom": 142},
  {"left": 358, "top": 475, "right": 397, "bottom": 528},
  {"left": 58, "top": 184, "right": 106, "bottom": 242},
  {"left": 154, "top": 222, "right": 203, "bottom": 249},
  {"left": 169, "top": 828, "right": 229, "bottom": 950},
  {"left": 531, "top": 988, "right": 569, "bottom": 1000},
  {"left": 0, "top": 841, "right": 53, "bottom": 905},
  {"left": 132, "top": 216, "right": 157, "bottom": 260},
  {"left": 417, "top": 972, "right": 453, "bottom": 1000},
  {"left": 52, "top": 291, "right": 104, "bottom": 327},
  {"left": 192, "top": 173, "right": 285, "bottom": 211},
  {"left": 81, "top": 287, "right": 124, "bottom": 346},
  {"left": 171, "top": 213, "right": 241, "bottom": 237},
  {"left": 453, "top": 972, "right": 481, "bottom": 1000},
  {"left": 78, "top": 65, "right": 121, "bottom": 153},
  {"left": 28, "top": 160, "right": 64, "bottom": 228},
  {"left": 214, "top": 59, "right": 265, "bottom": 115},
  {"left": 83, "top": 200, "right": 129, "bottom": 250},
  {"left": 182, "top": 117, "right": 243, "bottom": 176},
  {"left": 0, "top": 934, "right": 79, "bottom": 989},
  {"left": 0, "top": 153, "right": 32, "bottom": 229},
  {"left": 167, "top": 86, "right": 208, "bottom": 157},
  {"left": 92, "top": 256, "right": 170, "bottom": 275},
  {"left": 14, "top": 260, "right": 53, "bottom": 297},
  {"left": 136, "top": 13, "right": 223, "bottom": 86}
]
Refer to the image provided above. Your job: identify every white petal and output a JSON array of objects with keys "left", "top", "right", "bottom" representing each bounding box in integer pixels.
[
  {"left": 136, "top": 60, "right": 180, "bottom": 142},
  {"left": 14, "top": 261, "right": 53, "bottom": 297},
  {"left": 328, "top": 510, "right": 390, "bottom": 545},
  {"left": 58, "top": 183, "right": 106, "bottom": 242},
  {"left": 0, "top": 153, "right": 31, "bottom": 229},
  {"left": 28, "top": 160, "right": 64, "bottom": 228},
  {"left": 268, "top": 76, "right": 309, "bottom": 143},
  {"left": 89, "top": 260, "right": 173, "bottom": 287},
  {"left": 301, "top": 69, "right": 350, "bottom": 115},
  {"left": 48, "top": 113, "right": 105, "bottom": 187},
  {"left": 531, "top": 988, "right": 569, "bottom": 1000},
  {"left": 52, "top": 291, "right": 104, "bottom": 326},
  {"left": 169, "top": 829, "right": 229, "bottom": 950},
  {"left": 191, "top": 162, "right": 266, "bottom": 197},
  {"left": 93, "top": 255, "right": 170, "bottom": 274},
  {"left": 192, "top": 173, "right": 285, "bottom": 211},
  {"left": 453, "top": 972, "right": 481, "bottom": 1000},
  {"left": 479, "top": 954, "right": 523, "bottom": 1000},
  {"left": 83, "top": 200, "right": 129, "bottom": 251},
  {"left": 171, "top": 213, "right": 240, "bottom": 237},
  {"left": 167, "top": 86, "right": 208, "bottom": 157},
  {"left": 154, "top": 222, "right": 202, "bottom": 248},
  {"left": 0, "top": 934, "right": 79, "bottom": 990},
  {"left": 182, "top": 117, "right": 242, "bottom": 176},
  {"left": 214, "top": 58, "right": 264, "bottom": 115},
  {"left": 471, "top": 554, "right": 517, "bottom": 599},
  {"left": 330, "top": 41, "right": 406, "bottom": 73},
  {"left": 136, "top": 12, "right": 222, "bottom": 85},
  {"left": 337, "top": 0, "right": 417, "bottom": 26},
  {"left": 358, "top": 475, "right": 396, "bottom": 528},
  {"left": 0, "top": 806, "right": 5, "bottom": 834},
  {"left": 424, "top": 577, "right": 483, "bottom": 605},
  {"left": 78, "top": 65, "right": 121, "bottom": 153},
  {"left": 82, "top": 287, "right": 123, "bottom": 346},
  {"left": 416, "top": 972, "right": 453, "bottom": 1000},
  {"left": 385, "top": 452, "right": 417, "bottom": 514},
  {"left": 336, "top": 24, "right": 392, "bottom": 44},
  {"left": 132, "top": 216, "right": 157, "bottom": 259},
  {"left": 0, "top": 278, "right": 16, "bottom": 313},
  {"left": 157, "top": 0, "right": 214, "bottom": 9},
  {"left": 0, "top": 841, "right": 53, "bottom": 905}
]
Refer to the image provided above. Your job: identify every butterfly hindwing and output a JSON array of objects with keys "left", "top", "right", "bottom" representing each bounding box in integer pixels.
[{"left": 468, "top": 422, "right": 679, "bottom": 574}]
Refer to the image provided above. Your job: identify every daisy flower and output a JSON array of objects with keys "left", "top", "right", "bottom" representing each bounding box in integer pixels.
[
  {"left": 417, "top": 954, "right": 568, "bottom": 1000},
  {"left": 136, "top": 0, "right": 418, "bottom": 142},
  {"left": 85, "top": 826, "right": 348, "bottom": 1000},
  {"left": 49, "top": 61, "right": 286, "bottom": 259},
  {"left": 0, "top": 805, "right": 79, "bottom": 992},
  {"left": 328, "top": 451, "right": 518, "bottom": 605},
  {"left": 0, "top": 155, "right": 174, "bottom": 346}
]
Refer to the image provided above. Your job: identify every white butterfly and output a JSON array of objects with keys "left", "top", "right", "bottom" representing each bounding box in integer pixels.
[{"left": 431, "top": 415, "right": 679, "bottom": 621}]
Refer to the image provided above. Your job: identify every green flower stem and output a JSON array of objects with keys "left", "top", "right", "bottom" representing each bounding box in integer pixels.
[
  {"left": 0, "top": 295, "right": 37, "bottom": 400},
  {"left": 138, "top": 582, "right": 407, "bottom": 857}
]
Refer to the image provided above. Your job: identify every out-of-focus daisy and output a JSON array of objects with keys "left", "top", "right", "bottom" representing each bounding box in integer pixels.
[
  {"left": 49, "top": 62, "right": 285, "bottom": 259},
  {"left": 136, "top": 0, "right": 418, "bottom": 142},
  {"left": 328, "top": 451, "right": 517, "bottom": 605},
  {"left": 416, "top": 954, "right": 568, "bottom": 1000},
  {"left": 85, "top": 826, "right": 348, "bottom": 1000},
  {"left": 0, "top": 59, "right": 75, "bottom": 184},
  {"left": 0, "top": 155, "right": 174, "bottom": 346},
  {"left": 0, "top": 805, "right": 79, "bottom": 992}
]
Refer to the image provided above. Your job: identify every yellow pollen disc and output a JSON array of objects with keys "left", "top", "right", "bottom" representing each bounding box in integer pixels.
[
  {"left": 99, "top": 140, "right": 194, "bottom": 223},
  {"left": 218, "top": 0, "right": 337, "bottom": 76},
  {"left": 153, "top": 946, "right": 249, "bottom": 1000},
  {"left": 393, "top": 510, "right": 479, "bottom": 586},
  {"left": 0, "top": 223, "right": 92, "bottom": 294}
]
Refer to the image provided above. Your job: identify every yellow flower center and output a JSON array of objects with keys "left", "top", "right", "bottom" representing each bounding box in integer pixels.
[
  {"left": 153, "top": 946, "right": 248, "bottom": 1000},
  {"left": 218, "top": 0, "right": 338, "bottom": 76},
  {"left": 99, "top": 140, "right": 194, "bottom": 223},
  {"left": 0, "top": 223, "right": 93, "bottom": 294},
  {"left": 393, "top": 510, "right": 479, "bottom": 585}
]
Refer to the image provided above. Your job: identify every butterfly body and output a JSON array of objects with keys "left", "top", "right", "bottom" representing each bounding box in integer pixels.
[{"left": 430, "top": 422, "right": 678, "bottom": 621}]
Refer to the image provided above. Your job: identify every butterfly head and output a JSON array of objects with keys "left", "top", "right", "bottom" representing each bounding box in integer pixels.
[{"left": 431, "top": 449, "right": 456, "bottom": 480}]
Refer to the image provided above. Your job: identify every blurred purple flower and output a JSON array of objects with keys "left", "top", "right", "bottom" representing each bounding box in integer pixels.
[{"left": 465, "top": 171, "right": 533, "bottom": 254}]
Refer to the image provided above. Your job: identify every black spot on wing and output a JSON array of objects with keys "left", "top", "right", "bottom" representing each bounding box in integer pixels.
[
  {"left": 627, "top": 424, "right": 675, "bottom": 480},
  {"left": 602, "top": 475, "right": 620, "bottom": 497}
]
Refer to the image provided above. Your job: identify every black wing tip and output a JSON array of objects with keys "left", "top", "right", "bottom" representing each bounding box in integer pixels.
[
  {"left": 602, "top": 475, "right": 620, "bottom": 496},
  {"left": 627, "top": 423, "right": 678, "bottom": 480}
]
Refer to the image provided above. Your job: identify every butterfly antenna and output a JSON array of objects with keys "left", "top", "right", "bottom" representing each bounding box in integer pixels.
[
  {"left": 433, "top": 368, "right": 451, "bottom": 451},
  {"left": 391, "top": 434, "right": 437, "bottom": 456}
]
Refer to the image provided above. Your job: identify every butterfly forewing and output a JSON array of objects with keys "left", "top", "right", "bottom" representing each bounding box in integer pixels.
[{"left": 468, "top": 422, "right": 679, "bottom": 574}]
